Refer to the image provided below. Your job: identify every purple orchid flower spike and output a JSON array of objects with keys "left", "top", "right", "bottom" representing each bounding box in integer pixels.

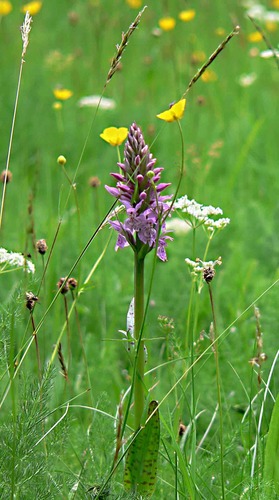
[{"left": 105, "top": 122, "right": 173, "bottom": 260}]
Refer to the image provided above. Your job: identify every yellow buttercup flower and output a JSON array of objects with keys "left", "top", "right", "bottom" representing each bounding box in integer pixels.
[
  {"left": 158, "top": 17, "right": 176, "bottom": 31},
  {"left": 247, "top": 31, "right": 263, "bottom": 43},
  {"left": 215, "top": 27, "right": 225, "bottom": 36},
  {"left": 201, "top": 69, "right": 217, "bottom": 82},
  {"left": 100, "top": 127, "right": 128, "bottom": 146},
  {"left": 191, "top": 50, "right": 206, "bottom": 64},
  {"left": 21, "top": 1, "right": 42, "bottom": 15},
  {"left": 265, "top": 21, "right": 277, "bottom": 33},
  {"left": 53, "top": 102, "right": 62, "bottom": 110},
  {"left": 0, "top": 0, "right": 12, "bottom": 15},
  {"left": 156, "top": 99, "right": 186, "bottom": 123},
  {"left": 126, "top": 0, "right": 142, "bottom": 8},
  {"left": 179, "top": 9, "right": 196, "bottom": 22},
  {"left": 272, "top": 0, "right": 279, "bottom": 7},
  {"left": 53, "top": 88, "right": 73, "bottom": 101},
  {"left": 201, "top": 69, "right": 218, "bottom": 83}
]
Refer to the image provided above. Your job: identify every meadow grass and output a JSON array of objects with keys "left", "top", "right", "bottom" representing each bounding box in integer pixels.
[{"left": 0, "top": 0, "right": 278, "bottom": 498}]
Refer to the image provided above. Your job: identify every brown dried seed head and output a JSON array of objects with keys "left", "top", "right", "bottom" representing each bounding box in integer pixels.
[
  {"left": 179, "top": 422, "right": 187, "bottom": 437},
  {"left": 25, "top": 291, "right": 39, "bottom": 311},
  {"left": 57, "top": 277, "right": 69, "bottom": 294},
  {"left": 68, "top": 277, "right": 77, "bottom": 290},
  {"left": 203, "top": 266, "right": 215, "bottom": 283},
  {"left": 36, "top": 239, "right": 48, "bottom": 255},
  {"left": 1, "top": 170, "right": 12, "bottom": 183}
]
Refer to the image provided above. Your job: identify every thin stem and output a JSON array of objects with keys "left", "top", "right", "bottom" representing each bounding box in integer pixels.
[
  {"left": 183, "top": 25, "right": 240, "bottom": 96},
  {"left": 31, "top": 314, "right": 42, "bottom": 382},
  {"left": 70, "top": 289, "right": 93, "bottom": 403},
  {"left": 134, "top": 253, "right": 145, "bottom": 429},
  {"left": 162, "top": 119, "right": 185, "bottom": 224},
  {"left": 63, "top": 295, "right": 71, "bottom": 369},
  {"left": 0, "top": 58, "right": 24, "bottom": 230},
  {"left": 207, "top": 282, "right": 225, "bottom": 499}
]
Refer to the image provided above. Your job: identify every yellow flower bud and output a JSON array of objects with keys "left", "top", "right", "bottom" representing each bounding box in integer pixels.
[{"left": 57, "top": 155, "right": 67, "bottom": 165}]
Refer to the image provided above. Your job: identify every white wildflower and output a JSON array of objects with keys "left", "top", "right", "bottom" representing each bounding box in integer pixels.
[
  {"left": 0, "top": 248, "right": 35, "bottom": 274},
  {"left": 185, "top": 256, "right": 222, "bottom": 278},
  {"left": 260, "top": 49, "right": 279, "bottom": 59},
  {"left": 244, "top": 2, "right": 279, "bottom": 22},
  {"left": 77, "top": 95, "right": 116, "bottom": 110},
  {"left": 265, "top": 11, "right": 279, "bottom": 22},
  {"left": 201, "top": 205, "right": 223, "bottom": 217},
  {"left": 204, "top": 217, "right": 231, "bottom": 231},
  {"left": 244, "top": 3, "right": 266, "bottom": 20},
  {"left": 173, "top": 194, "right": 229, "bottom": 233},
  {"left": 166, "top": 217, "right": 191, "bottom": 235},
  {"left": 238, "top": 72, "right": 257, "bottom": 87}
]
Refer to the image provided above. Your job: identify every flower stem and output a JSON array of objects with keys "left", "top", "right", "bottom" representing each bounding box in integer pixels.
[{"left": 134, "top": 253, "right": 145, "bottom": 429}]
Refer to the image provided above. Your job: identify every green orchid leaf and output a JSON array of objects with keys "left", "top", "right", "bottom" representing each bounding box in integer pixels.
[{"left": 124, "top": 401, "right": 160, "bottom": 497}]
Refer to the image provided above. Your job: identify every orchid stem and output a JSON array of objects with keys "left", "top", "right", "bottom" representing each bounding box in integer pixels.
[{"left": 134, "top": 253, "right": 145, "bottom": 429}]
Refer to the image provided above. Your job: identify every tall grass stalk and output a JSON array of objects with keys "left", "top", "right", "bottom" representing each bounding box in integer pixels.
[{"left": 0, "top": 12, "right": 32, "bottom": 230}]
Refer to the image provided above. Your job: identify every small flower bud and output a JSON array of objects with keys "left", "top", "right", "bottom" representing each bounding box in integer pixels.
[
  {"left": 57, "top": 277, "right": 69, "bottom": 294},
  {"left": 57, "top": 155, "right": 67, "bottom": 165},
  {"left": 1, "top": 170, "right": 12, "bottom": 183},
  {"left": 146, "top": 171, "right": 155, "bottom": 179},
  {"left": 36, "top": 239, "right": 48, "bottom": 255}
]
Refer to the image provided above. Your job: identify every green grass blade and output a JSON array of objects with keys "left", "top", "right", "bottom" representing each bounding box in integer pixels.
[
  {"left": 124, "top": 400, "right": 160, "bottom": 497},
  {"left": 263, "top": 393, "right": 279, "bottom": 496}
]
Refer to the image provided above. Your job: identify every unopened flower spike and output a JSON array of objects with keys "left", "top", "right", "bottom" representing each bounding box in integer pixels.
[
  {"left": 100, "top": 126, "right": 128, "bottom": 146},
  {"left": 157, "top": 98, "right": 186, "bottom": 122}
]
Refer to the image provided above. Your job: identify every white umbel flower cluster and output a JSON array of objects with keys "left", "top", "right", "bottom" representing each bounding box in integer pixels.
[
  {"left": 173, "top": 195, "right": 230, "bottom": 232},
  {"left": 0, "top": 248, "right": 35, "bottom": 274},
  {"left": 185, "top": 256, "right": 222, "bottom": 278}
]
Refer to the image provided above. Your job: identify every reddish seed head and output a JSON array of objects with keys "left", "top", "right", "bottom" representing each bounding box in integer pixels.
[
  {"left": 57, "top": 277, "right": 69, "bottom": 294},
  {"left": 68, "top": 277, "right": 77, "bottom": 290},
  {"left": 36, "top": 239, "right": 48, "bottom": 255},
  {"left": 1, "top": 170, "right": 12, "bottom": 183}
]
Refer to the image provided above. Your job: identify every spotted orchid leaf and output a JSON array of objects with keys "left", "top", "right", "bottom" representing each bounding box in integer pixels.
[{"left": 124, "top": 401, "right": 160, "bottom": 497}]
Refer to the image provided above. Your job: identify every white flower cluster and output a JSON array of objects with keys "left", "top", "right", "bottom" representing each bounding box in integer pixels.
[
  {"left": 238, "top": 72, "right": 257, "bottom": 87},
  {"left": 173, "top": 195, "right": 230, "bottom": 232},
  {"left": 260, "top": 49, "right": 279, "bottom": 59},
  {"left": 185, "top": 256, "right": 222, "bottom": 277},
  {"left": 244, "top": 1, "right": 279, "bottom": 22},
  {"left": 77, "top": 95, "right": 116, "bottom": 109},
  {"left": 0, "top": 248, "right": 35, "bottom": 274}
]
